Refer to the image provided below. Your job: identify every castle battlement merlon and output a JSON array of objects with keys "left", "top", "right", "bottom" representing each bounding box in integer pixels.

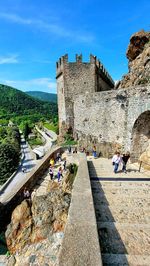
[
  {"left": 76, "top": 54, "right": 82, "bottom": 63},
  {"left": 56, "top": 54, "right": 68, "bottom": 77}
]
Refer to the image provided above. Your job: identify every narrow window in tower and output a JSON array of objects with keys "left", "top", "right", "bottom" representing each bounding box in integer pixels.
[{"left": 62, "top": 88, "right": 64, "bottom": 94}]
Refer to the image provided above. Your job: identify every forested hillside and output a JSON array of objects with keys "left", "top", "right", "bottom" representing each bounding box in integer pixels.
[
  {"left": 26, "top": 91, "right": 57, "bottom": 103},
  {"left": 0, "top": 84, "right": 58, "bottom": 125}
]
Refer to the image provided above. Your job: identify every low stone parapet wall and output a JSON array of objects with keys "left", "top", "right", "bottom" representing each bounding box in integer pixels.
[
  {"left": 0, "top": 146, "right": 64, "bottom": 229},
  {"left": 58, "top": 153, "right": 102, "bottom": 266}
]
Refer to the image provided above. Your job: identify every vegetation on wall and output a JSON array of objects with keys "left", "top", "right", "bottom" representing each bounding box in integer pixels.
[{"left": 43, "top": 122, "right": 59, "bottom": 134}]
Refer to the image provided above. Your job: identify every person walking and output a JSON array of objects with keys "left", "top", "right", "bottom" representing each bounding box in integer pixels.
[
  {"left": 122, "top": 152, "right": 130, "bottom": 173},
  {"left": 49, "top": 164, "right": 54, "bottom": 180},
  {"left": 63, "top": 159, "right": 67, "bottom": 171},
  {"left": 23, "top": 187, "right": 30, "bottom": 199},
  {"left": 57, "top": 167, "right": 63, "bottom": 182},
  {"left": 68, "top": 146, "right": 72, "bottom": 153},
  {"left": 50, "top": 158, "right": 55, "bottom": 167},
  {"left": 92, "top": 145, "right": 97, "bottom": 158},
  {"left": 112, "top": 152, "right": 122, "bottom": 173}
]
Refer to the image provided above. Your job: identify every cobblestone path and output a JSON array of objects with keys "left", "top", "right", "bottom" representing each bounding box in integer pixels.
[{"left": 88, "top": 157, "right": 150, "bottom": 266}]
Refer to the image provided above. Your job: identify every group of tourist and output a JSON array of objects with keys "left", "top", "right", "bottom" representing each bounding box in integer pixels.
[
  {"left": 49, "top": 164, "right": 64, "bottom": 182},
  {"left": 112, "top": 151, "right": 130, "bottom": 174},
  {"left": 49, "top": 152, "right": 67, "bottom": 182},
  {"left": 81, "top": 145, "right": 130, "bottom": 174},
  {"left": 91, "top": 145, "right": 130, "bottom": 173}
]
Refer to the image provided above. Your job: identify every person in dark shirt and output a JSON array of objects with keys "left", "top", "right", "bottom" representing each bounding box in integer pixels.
[
  {"left": 23, "top": 187, "right": 30, "bottom": 199},
  {"left": 122, "top": 152, "right": 130, "bottom": 173}
]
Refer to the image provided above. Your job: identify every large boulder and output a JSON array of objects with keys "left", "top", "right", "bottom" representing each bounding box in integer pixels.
[
  {"left": 118, "top": 30, "right": 150, "bottom": 88},
  {"left": 5, "top": 200, "right": 32, "bottom": 253},
  {"left": 5, "top": 189, "right": 71, "bottom": 254},
  {"left": 139, "top": 140, "right": 150, "bottom": 170},
  {"left": 126, "top": 30, "right": 150, "bottom": 61}
]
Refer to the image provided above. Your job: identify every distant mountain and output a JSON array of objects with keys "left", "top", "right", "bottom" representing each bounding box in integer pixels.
[
  {"left": 26, "top": 91, "right": 57, "bottom": 103},
  {"left": 0, "top": 84, "right": 57, "bottom": 121}
]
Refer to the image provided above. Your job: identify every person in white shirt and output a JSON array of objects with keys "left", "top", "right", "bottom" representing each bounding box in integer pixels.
[{"left": 112, "top": 152, "right": 122, "bottom": 173}]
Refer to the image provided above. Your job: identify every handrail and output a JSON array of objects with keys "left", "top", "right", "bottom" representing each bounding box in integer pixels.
[{"left": 139, "top": 160, "right": 150, "bottom": 172}]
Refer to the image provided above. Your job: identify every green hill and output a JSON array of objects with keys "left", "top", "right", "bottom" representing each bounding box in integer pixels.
[
  {"left": 0, "top": 84, "right": 58, "bottom": 124},
  {"left": 26, "top": 91, "right": 57, "bottom": 103}
]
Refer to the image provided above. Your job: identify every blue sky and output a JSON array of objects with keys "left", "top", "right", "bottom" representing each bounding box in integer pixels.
[{"left": 0, "top": 0, "right": 149, "bottom": 94}]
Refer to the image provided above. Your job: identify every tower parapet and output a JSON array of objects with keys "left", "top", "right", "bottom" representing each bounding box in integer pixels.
[
  {"left": 56, "top": 54, "right": 114, "bottom": 87},
  {"left": 90, "top": 54, "right": 114, "bottom": 87}
]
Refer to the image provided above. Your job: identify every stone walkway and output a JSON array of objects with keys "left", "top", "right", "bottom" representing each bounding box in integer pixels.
[
  {"left": 88, "top": 157, "right": 150, "bottom": 266},
  {"left": 31, "top": 152, "right": 74, "bottom": 197}
]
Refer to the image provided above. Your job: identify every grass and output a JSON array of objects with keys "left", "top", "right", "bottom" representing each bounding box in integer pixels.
[
  {"left": 44, "top": 122, "right": 58, "bottom": 134},
  {"left": 28, "top": 137, "right": 43, "bottom": 147},
  {"left": 61, "top": 140, "right": 78, "bottom": 146}
]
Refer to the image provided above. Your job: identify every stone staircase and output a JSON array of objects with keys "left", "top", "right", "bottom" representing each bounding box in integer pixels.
[{"left": 88, "top": 157, "right": 150, "bottom": 266}]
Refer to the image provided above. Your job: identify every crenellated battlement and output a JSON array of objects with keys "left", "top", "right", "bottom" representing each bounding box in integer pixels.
[{"left": 56, "top": 54, "right": 114, "bottom": 87}]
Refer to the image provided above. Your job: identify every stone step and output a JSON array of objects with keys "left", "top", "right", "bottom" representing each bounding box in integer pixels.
[
  {"left": 95, "top": 205, "right": 150, "bottom": 223},
  {"left": 93, "top": 196, "right": 150, "bottom": 209},
  {"left": 98, "top": 222, "right": 150, "bottom": 255},
  {"left": 91, "top": 180, "right": 150, "bottom": 188},
  {"left": 92, "top": 192, "right": 150, "bottom": 201},
  {"left": 102, "top": 254, "right": 150, "bottom": 266},
  {"left": 89, "top": 171, "right": 149, "bottom": 178},
  {"left": 88, "top": 158, "right": 150, "bottom": 265},
  {"left": 92, "top": 187, "right": 150, "bottom": 197}
]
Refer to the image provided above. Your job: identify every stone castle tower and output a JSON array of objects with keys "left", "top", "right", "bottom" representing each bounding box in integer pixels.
[
  {"left": 56, "top": 48, "right": 150, "bottom": 161},
  {"left": 56, "top": 54, "right": 114, "bottom": 137}
]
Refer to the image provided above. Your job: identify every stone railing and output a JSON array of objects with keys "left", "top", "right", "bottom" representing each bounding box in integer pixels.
[{"left": 58, "top": 153, "right": 102, "bottom": 266}]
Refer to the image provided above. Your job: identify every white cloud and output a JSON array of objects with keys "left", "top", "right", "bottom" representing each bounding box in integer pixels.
[
  {"left": 0, "top": 13, "right": 32, "bottom": 25},
  {"left": 2, "top": 78, "right": 56, "bottom": 93},
  {"left": 0, "top": 54, "right": 19, "bottom": 64},
  {"left": 0, "top": 12, "right": 94, "bottom": 43}
]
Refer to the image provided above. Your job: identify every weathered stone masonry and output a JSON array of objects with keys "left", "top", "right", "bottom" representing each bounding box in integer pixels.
[
  {"left": 56, "top": 54, "right": 150, "bottom": 162},
  {"left": 56, "top": 54, "right": 114, "bottom": 137},
  {"left": 74, "top": 86, "right": 150, "bottom": 161}
]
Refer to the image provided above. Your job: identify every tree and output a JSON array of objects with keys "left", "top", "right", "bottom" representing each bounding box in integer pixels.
[{"left": 0, "top": 143, "right": 20, "bottom": 184}]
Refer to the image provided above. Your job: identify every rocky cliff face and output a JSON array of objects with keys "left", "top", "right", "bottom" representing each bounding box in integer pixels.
[
  {"left": 5, "top": 178, "right": 71, "bottom": 265},
  {"left": 139, "top": 140, "right": 150, "bottom": 170},
  {"left": 118, "top": 30, "right": 150, "bottom": 88}
]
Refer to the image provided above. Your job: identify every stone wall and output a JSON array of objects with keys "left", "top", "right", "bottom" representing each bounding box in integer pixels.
[
  {"left": 74, "top": 86, "right": 150, "bottom": 160},
  {"left": 58, "top": 153, "right": 102, "bottom": 266},
  {"left": 56, "top": 54, "right": 114, "bottom": 137}
]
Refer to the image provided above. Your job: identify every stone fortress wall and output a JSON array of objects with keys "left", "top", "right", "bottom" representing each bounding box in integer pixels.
[
  {"left": 56, "top": 53, "right": 150, "bottom": 163},
  {"left": 56, "top": 28, "right": 150, "bottom": 164},
  {"left": 74, "top": 85, "right": 150, "bottom": 162}
]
